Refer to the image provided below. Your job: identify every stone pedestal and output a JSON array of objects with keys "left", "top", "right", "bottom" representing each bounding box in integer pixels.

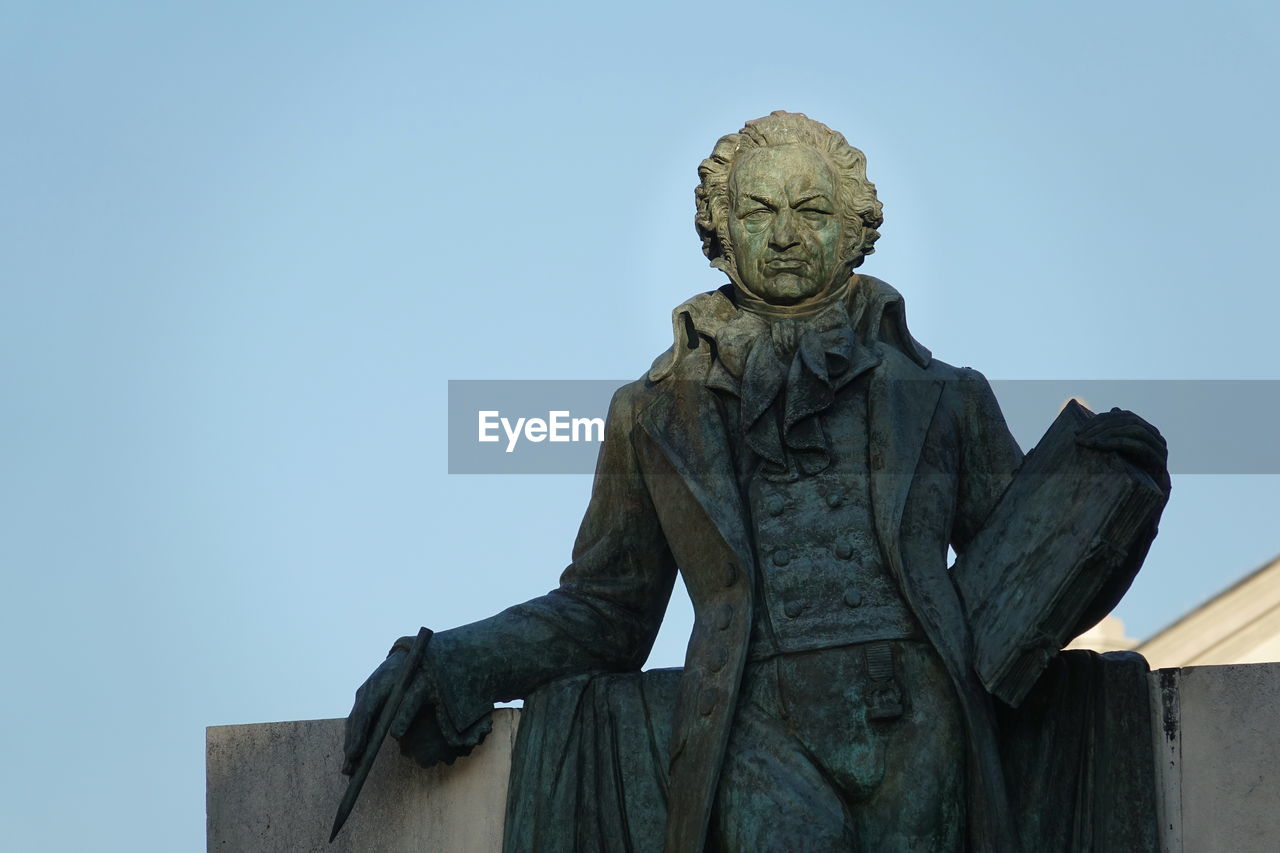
[
  {"left": 1154, "top": 664, "right": 1280, "bottom": 852},
  {"left": 207, "top": 666, "right": 1280, "bottom": 852},
  {"left": 206, "top": 709, "right": 518, "bottom": 852}
]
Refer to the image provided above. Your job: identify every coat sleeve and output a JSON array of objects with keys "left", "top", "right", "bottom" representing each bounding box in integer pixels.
[
  {"left": 950, "top": 368, "right": 1025, "bottom": 555},
  {"left": 423, "top": 380, "right": 679, "bottom": 736}
]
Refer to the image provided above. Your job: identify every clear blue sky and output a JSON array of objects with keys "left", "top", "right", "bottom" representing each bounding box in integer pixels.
[{"left": 3, "top": 2, "right": 1277, "bottom": 849}]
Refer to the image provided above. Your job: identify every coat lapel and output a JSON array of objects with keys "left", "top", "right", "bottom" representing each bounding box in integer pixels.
[
  {"left": 869, "top": 345, "right": 945, "bottom": 564},
  {"left": 637, "top": 376, "right": 752, "bottom": 569}
]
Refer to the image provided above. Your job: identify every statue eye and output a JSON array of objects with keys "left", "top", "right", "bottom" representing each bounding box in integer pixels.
[{"left": 743, "top": 210, "right": 771, "bottom": 227}]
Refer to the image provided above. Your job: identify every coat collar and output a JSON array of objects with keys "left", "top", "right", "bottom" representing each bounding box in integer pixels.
[
  {"left": 639, "top": 276, "right": 943, "bottom": 570},
  {"left": 647, "top": 274, "right": 932, "bottom": 383}
]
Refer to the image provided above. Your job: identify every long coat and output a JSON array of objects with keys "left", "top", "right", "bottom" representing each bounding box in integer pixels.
[{"left": 427, "top": 276, "right": 1026, "bottom": 852}]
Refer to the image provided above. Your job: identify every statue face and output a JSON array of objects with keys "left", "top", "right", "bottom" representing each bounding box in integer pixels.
[{"left": 727, "top": 144, "right": 845, "bottom": 305}]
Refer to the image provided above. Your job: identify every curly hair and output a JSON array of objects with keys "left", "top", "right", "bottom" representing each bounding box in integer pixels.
[{"left": 695, "top": 111, "right": 884, "bottom": 276}]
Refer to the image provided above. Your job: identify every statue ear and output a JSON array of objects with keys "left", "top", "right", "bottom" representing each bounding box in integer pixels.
[
  {"left": 848, "top": 219, "right": 881, "bottom": 269},
  {"left": 710, "top": 254, "right": 734, "bottom": 278},
  {"left": 709, "top": 230, "right": 748, "bottom": 290},
  {"left": 841, "top": 228, "right": 866, "bottom": 270}
]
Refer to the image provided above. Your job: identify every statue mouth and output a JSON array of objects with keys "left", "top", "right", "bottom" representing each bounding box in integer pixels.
[{"left": 765, "top": 259, "right": 808, "bottom": 272}]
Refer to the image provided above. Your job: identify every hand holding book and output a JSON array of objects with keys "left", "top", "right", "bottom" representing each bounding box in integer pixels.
[
  {"left": 953, "top": 401, "right": 1170, "bottom": 708},
  {"left": 1075, "top": 407, "right": 1170, "bottom": 493}
]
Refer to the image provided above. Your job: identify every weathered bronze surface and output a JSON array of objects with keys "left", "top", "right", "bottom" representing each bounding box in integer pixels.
[{"left": 340, "top": 112, "right": 1170, "bottom": 852}]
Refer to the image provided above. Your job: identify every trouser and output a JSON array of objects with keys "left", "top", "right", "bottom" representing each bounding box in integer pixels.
[{"left": 708, "top": 640, "right": 965, "bottom": 852}]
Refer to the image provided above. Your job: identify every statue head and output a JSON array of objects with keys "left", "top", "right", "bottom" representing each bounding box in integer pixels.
[{"left": 695, "top": 111, "right": 884, "bottom": 305}]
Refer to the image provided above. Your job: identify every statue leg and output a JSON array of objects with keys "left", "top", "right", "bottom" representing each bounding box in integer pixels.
[
  {"left": 843, "top": 641, "right": 965, "bottom": 852},
  {"left": 707, "top": 666, "right": 856, "bottom": 851},
  {"left": 709, "top": 644, "right": 964, "bottom": 851},
  {"left": 776, "top": 642, "right": 965, "bottom": 851}
]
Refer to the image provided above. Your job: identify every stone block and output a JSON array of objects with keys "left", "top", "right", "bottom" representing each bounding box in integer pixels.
[
  {"left": 206, "top": 709, "right": 518, "bottom": 852},
  {"left": 1153, "top": 664, "right": 1280, "bottom": 853}
]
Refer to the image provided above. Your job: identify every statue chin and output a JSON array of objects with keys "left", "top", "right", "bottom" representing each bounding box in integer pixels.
[
  {"left": 738, "top": 270, "right": 846, "bottom": 307},
  {"left": 755, "top": 279, "right": 815, "bottom": 305}
]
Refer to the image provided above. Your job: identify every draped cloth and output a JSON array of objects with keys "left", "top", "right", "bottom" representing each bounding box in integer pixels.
[
  {"left": 500, "top": 652, "right": 1158, "bottom": 853},
  {"left": 996, "top": 650, "right": 1159, "bottom": 853},
  {"left": 503, "top": 670, "right": 681, "bottom": 853}
]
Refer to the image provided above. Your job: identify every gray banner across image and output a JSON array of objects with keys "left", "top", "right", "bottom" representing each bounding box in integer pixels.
[{"left": 447, "top": 379, "right": 1280, "bottom": 475}]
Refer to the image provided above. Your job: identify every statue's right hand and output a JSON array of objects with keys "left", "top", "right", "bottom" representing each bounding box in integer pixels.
[{"left": 341, "top": 649, "right": 407, "bottom": 776}]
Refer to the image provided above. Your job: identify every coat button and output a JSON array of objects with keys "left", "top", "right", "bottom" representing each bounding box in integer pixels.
[
  {"left": 844, "top": 586, "right": 863, "bottom": 607},
  {"left": 834, "top": 540, "right": 854, "bottom": 560},
  {"left": 699, "top": 687, "right": 720, "bottom": 716},
  {"left": 715, "top": 603, "right": 733, "bottom": 630},
  {"left": 827, "top": 492, "right": 844, "bottom": 508},
  {"left": 784, "top": 600, "right": 803, "bottom": 618},
  {"left": 708, "top": 646, "right": 729, "bottom": 672},
  {"left": 772, "top": 549, "right": 791, "bottom": 567},
  {"left": 724, "top": 561, "right": 738, "bottom": 587},
  {"left": 765, "top": 496, "right": 785, "bottom": 517}
]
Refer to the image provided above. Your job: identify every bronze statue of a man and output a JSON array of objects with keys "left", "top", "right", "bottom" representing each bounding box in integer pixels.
[{"left": 342, "top": 112, "right": 1168, "bottom": 852}]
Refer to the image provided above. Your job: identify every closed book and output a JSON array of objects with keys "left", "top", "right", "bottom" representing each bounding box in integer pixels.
[{"left": 954, "top": 400, "right": 1166, "bottom": 707}]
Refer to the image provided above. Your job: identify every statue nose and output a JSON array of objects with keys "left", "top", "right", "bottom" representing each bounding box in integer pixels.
[{"left": 769, "top": 210, "right": 800, "bottom": 251}]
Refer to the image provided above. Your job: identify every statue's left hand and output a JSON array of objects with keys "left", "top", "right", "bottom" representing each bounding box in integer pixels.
[{"left": 1076, "top": 408, "right": 1170, "bottom": 492}]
